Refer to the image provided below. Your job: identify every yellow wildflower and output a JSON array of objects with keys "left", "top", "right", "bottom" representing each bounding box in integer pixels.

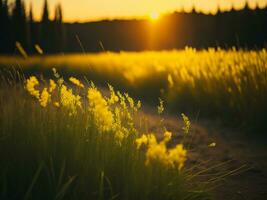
[
  {"left": 49, "top": 79, "right": 56, "bottom": 93},
  {"left": 163, "top": 131, "right": 172, "bottom": 143},
  {"left": 26, "top": 76, "right": 40, "bottom": 99},
  {"left": 181, "top": 113, "right": 190, "bottom": 134},
  {"left": 167, "top": 144, "right": 187, "bottom": 170},
  {"left": 108, "top": 85, "right": 119, "bottom": 105},
  {"left": 54, "top": 102, "right": 60, "bottom": 107},
  {"left": 69, "top": 77, "right": 84, "bottom": 88},
  {"left": 114, "top": 126, "right": 128, "bottom": 144},
  {"left": 117, "top": 91, "right": 127, "bottom": 110},
  {"left": 157, "top": 98, "right": 164, "bottom": 115},
  {"left": 147, "top": 134, "right": 157, "bottom": 146},
  {"left": 125, "top": 93, "right": 134, "bottom": 109},
  {"left": 139, "top": 132, "right": 186, "bottom": 170},
  {"left": 87, "top": 88, "right": 114, "bottom": 132},
  {"left": 60, "top": 85, "right": 82, "bottom": 115},
  {"left": 135, "top": 134, "right": 148, "bottom": 149},
  {"left": 145, "top": 142, "right": 168, "bottom": 166},
  {"left": 39, "top": 88, "right": 51, "bottom": 107}
]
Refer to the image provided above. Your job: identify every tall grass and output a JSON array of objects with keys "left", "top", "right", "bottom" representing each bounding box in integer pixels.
[
  {"left": 1, "top": 48, "right": 266, "bottom": 131},
  {"left": 0, "top": 72, "right": 212, "bottom": 200}
]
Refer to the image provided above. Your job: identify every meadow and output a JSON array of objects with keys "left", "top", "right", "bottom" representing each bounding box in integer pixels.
[
  {"left": 0, "top": 48, "right": 267, "bottom": 131},
  {"left": 0, "top": 48, "right": 266, "bottom": 199},
  {"left": 0, "top": 70, "right": 220, "bottom": 200}
]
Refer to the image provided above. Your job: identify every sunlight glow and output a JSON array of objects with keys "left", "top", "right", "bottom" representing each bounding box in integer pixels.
[
  {"left": 24, "top": 0, "right": 267, "bottom": 22},
  {"left": 149, "top": 12, "right": 160, "bottom": 21}
]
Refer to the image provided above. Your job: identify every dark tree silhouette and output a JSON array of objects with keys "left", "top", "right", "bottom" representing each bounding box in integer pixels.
[
  {"left": 28, "top": 2, "right": 40, "bottom": 53},
  {"left": 28, "top": 2, "right": 33, "bottom": 48},
  {"left": 0, "top": 0, "right": 12, "bottom": 53},
  {"left": 54, "top": 3, "right": 65, "bottom": 52},
  {"left": 12, "top": 0, "right": 28, "bottom": 51},
  {"left": 0, "top": 0, "right": 267, "bottom": 54},
  {"left": 40, "top": 0, "right": 52, "bottom": 52},
  {"left": 42, "top": 0, "right": 49, "bottom": 23}
]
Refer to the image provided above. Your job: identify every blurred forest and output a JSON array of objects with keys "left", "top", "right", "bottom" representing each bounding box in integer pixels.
[{"left": 0, "top": 0, "right": 267, "bottom": 54}]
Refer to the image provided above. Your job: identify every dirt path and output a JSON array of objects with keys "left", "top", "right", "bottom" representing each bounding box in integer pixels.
[{"left": 139, "top": 111, "right": 267, "bottom": 200}]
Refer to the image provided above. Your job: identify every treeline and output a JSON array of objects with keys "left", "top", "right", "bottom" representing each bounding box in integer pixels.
[
  {"left": 0, "top": 1, "right": 267, "bottom": 54},
  {"left": 66, "top": 3, "right": 267, "bottom": 52},
  {"left": 0, "top": 0, "right": 65, "bottom": 54}
]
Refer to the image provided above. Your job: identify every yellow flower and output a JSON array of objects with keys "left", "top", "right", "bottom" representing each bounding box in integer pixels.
[
  {"left": 125, "top": 93, "right": 134, "bottom": 109},
  {"left": 87, "top": 88, "right": 114, "bottom": 132},
  {"left": 140, "top": 132, "right": 187, "bottom": 170},
  {"left": 181, "top": 113, "right": 190, "bottom": 134},
  {"left": 60, "top": 85, "right": 82, "bottom": 115},
  {"left": 163, "top": 131, "right": 172, "bottom": 143},
  {"left": 54, "top": 102, "right": 60, "bottom": 107},
  {"left": 167, "top": 144, "right": 187, "bottom": 170},
  {"left": 108, "top": 85, "right": 119, "bottom": 105},
  {"left": 25, "top": 76, "right": 40, "bottom": 99},
  {"left": 69, "top": 77, "right": 84, "bottom": 88},
  {"left": 157, "top": 98, "right": 164, "bottom": 115},
  {"left": 136, "top": 134, "right": 148, "bottom": 149},
  {"left": 49, "top": 79, "right": 56, "bottom": 93},
  {"left": 145, "top": 142, "right": 168, "bottom": 166},
  {"left": 39, "top": 88, "right": 51, "bottom": 107},
  {"left": 114, "top": 126, "right": 128, "bottom": 144}
]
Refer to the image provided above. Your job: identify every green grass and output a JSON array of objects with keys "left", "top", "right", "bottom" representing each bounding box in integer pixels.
[
  {"left": 0, "top": 74, "right": 212, "bottom": 200},
  {"left": 0, "top": 48, "right": 266, "bottom": 132}
]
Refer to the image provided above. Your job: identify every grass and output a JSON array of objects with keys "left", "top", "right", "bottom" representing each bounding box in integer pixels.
[
  {"left": 0, "top": 72, "right": 213, "bottom": 200},
  {"left": 0, "top": 48, "right": 266, "bottom": 131}
]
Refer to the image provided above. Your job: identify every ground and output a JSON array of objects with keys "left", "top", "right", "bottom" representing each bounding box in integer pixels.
[{"left": 140, "top": 110, "right": 267, "bottom": 200}]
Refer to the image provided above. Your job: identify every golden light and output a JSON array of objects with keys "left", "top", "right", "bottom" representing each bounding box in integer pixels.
[{"left": 149, "top": 12, "right": 160, "bottom": 21}]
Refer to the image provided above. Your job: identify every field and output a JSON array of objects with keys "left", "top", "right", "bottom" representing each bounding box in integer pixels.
[
  {"left": 1, "top": 48, "right": 267, "bottom": 131},
  {"left": 1, "top": 49, "right": 267, "bottom": 199}
]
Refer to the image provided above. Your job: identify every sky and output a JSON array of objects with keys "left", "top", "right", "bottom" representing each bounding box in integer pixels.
[{"left": 24, "top": 0, "right": 267, "bottom": 22}]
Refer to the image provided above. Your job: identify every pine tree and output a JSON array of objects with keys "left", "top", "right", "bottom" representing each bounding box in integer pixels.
[
  {"left": 0, "top": 0, "right": 4, "bottom": 26},
  {"left": 0, "top": 0, "right": 4, "bottom": 52},
  {"left": 42, "top": 0, "right": 49, "bottom": 24},
  {"left": 12, "top": 0, "right": 28, "bottom": 51},
  {"left": 54, "top": 3, "right": 65, "bottom": 52},
  {"left": 28, "top": 3, "right": 34, "bottom": 52},
  {"left": 0, "top": 0, "right": 12, "bottom": 53},
  {"left": 2, "top": 1, "right": 9, "bottom": 24},
  {"left": 41, "top": 0, "right": 51, "bottom": 53},
  {"left": 0, "top": 0, "right": 2, "bottom": 17},
  {"left": 29, "top": 3, "right": 33, "bottom": 24}
]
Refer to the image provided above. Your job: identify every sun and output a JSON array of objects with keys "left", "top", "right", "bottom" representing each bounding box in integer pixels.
[{"left": 149, "top": 12, "right": 160, "bottom": 21}]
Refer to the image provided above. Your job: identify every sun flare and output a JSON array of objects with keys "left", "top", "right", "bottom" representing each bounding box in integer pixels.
[{"left": 149, "top": 12, "right": 160, "bottom": 21}]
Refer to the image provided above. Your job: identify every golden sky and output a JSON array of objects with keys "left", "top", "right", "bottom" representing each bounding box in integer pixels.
[{"left": 26, "top": 0, "right": 267, "bottom": 22}]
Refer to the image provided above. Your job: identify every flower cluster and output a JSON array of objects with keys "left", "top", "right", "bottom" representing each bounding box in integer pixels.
[
  {"left": 87, "top": 87, "right": 114, "bottom": 132},
  {"left": 136, "top": 131, "right": 187, "bottom": 170},
  {"left": 49, "top": 79, "right": 57, "bottom": 93},
  {"left": 25, "top": 73, "right": 189, "bottom": 171},
  {"left": 39, "top": 88, "right": 51, "bottom": 107},
  {"left": 26, "top": 76, "right": 40, "bottom": 99},
  {"left": 25, "top": 76, "right": 83, "bottom": 112},
  {"left": 26, "top": 76, "right": 52, "bottom": 107},
  {"left": 60, "top": 85, "right": 82, "bottom": 115}
]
